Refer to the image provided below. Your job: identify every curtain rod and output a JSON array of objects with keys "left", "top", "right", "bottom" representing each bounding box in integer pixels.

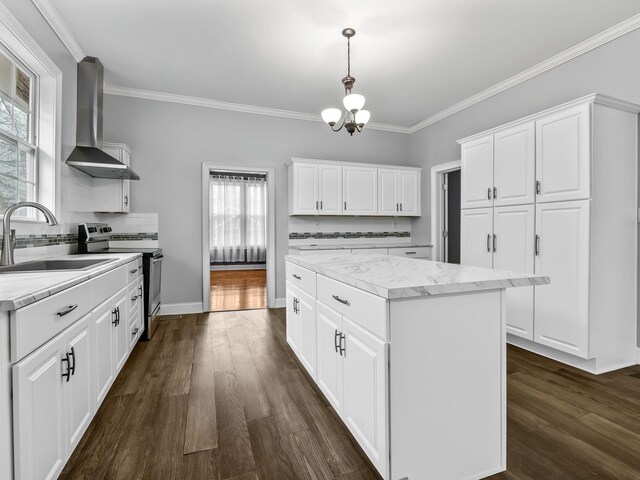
[{"left": 210, "top": 172, "right": 266, "bottom": 181}]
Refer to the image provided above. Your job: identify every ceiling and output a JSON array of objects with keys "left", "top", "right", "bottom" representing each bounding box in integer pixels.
[{"left": 51, "top": 0, "right": 640, "bottom": 128}]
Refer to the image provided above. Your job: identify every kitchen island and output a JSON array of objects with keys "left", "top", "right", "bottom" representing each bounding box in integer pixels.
[{"left": 285, "top": 253, "right": 548, "bottom": 480}]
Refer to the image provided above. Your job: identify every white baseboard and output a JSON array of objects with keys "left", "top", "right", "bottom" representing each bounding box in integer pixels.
[
  {"left": 274, "top": 297, "right": 286, "bottom": 308},
  {"left": 160, "top": 302, "right": 203, "bottom": 315},
  {"left": 210, "top": 264, "right": 267, "bottom": 271}
]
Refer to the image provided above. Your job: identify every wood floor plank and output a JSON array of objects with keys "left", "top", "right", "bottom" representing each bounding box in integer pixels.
[
  {"left": 211, "top": 269, "right": 267, "bottom": 312},
  {"left": 184, "top": 361, "right": 218, "bottom": 454},
  {"left": 182, "top": 449, "right": 219, "bottom": 479},
  {"left": 282, "top": 428, "right": 335, "bottom": 480},
  {"left": 336, "top": 468, "right": 381, "bottom": 479},
  {"left": 193, "top": 323, "right": 215, "bottom": 364},
  {"left": 282, "top": 368, "right": 367, "bottom": 477},
  {"left": 224, "top": 315, "right": 271, "bottom": 421},
  {"left": 247, "top": 416, "right": 297, "bottom": 479},
  {"left": 214, "top": 369, "right": 257, "bottom": 479},
  {"left": 163, "top": 338, "right": 194, "bottom": 397}
]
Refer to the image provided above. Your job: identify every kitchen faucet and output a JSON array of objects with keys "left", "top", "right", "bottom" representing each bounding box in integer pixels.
[{"left": 1, "top": 202, "right": 58, "bottom": 266}]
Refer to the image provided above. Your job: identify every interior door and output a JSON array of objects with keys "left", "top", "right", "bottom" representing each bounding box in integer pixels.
[
  {"left": 460, "top": 207, "right": 494, "bottom": 268},
  {"left": 93, "top": 299, "right": 114, "bottom": 408},
  {"left": 315, "top": 302, "right": 344, "bottom": 414},
  {"left": 398, "top": 170, "right": 419, "bottom": 216},
  {"left": 461, "top": 135, "right": 494, "bottom": 209},
  {"left": 445, "top": 170, "right": 461, "bottom": 264},
  {"left": 494, "top": 122, "right": 535, "bottom": 206},
  {"left": 296, "top": 289, "right": 317, "bottom": 379},
  {"left": 493, "top": 205, "right": 535, "bottom": 340},
  {"left": 534, "top": 200, "right": 590, "bottom": 358},
  {"left": 318, "top": 164, "right": 342, "bottom": 215},
  {"left": 292, "top": 163, "right": 319, "bottom": 214},
  {"left": 342, "top": 316, "right": 389, "bottom": 477},
  {"left": 535, "top": 104, "right": 591, "bottom": 203},
  {"left": 285, "top": 282, "right": 299, "bottom": 353},
  {"left": 343, "top": 166, "right": 377, "bottom": 215},
  {"left": 377, "top": 169, "right": 398, "bottom": 215},
  {"left": 64, "top": 314, "right": 94, "bottom": 453},
  {"left": 13, "top": 336, "right": 66, "bottom": 480}
]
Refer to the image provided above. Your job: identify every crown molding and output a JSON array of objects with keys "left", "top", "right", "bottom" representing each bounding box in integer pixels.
[
  {"left": 409, "top": 13, "right": 640, "bottom": 133},
  {"left": 31, "top": 0, "right": 85, "bottom": 61},
  {"left": 103, "top": 84, "right": 411, "bottom": 134}
]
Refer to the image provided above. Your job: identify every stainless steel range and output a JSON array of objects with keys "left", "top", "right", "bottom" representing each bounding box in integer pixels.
[{"left": 77, "top": 223, "right": 162, "bottom": 340}]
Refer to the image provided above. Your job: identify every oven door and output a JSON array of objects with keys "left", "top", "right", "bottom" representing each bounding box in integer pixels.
[{"left": 145, "top": 254, "right": 163, "bottom": 339}]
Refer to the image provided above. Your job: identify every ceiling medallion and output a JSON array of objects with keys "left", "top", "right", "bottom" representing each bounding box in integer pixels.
[{"left": 321, "top": 28, "right": 370, "bottom": 135}]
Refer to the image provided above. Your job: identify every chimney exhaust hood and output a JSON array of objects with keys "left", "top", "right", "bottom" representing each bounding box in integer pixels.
[{"left": 66, "top": 57, "right": 139, "bottom": 180}]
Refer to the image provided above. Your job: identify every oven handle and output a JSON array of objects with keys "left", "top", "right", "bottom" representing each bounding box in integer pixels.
[{"left": 152, "top": 255, "right": 164, "bottom": 264}]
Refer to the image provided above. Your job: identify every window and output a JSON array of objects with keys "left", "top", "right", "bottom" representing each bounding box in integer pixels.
[{"left": 0, "top": 47, "right": 37, "bottom": 218}]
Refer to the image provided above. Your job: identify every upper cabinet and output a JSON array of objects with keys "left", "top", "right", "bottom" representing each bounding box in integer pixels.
[
  {"left": 93, "top": 143, "right": 132, "bottom": 213},
  {"left": 343, "top": 165, "right": 377, "bottom": 215},
  {"left": 287, "top": 158, "right": 421, "bottom": 217},
  {"left": 461, "top": 135, "right": 494, "bottom": 209},
  {"left": 494, "top": 122, "right": 535, "bottom": 206},
  {"left": 535, "top": 104, "right": 590, "bottom": 203}
]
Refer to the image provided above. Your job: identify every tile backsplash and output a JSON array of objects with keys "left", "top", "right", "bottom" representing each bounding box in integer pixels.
[{"left": 290, "top": 231, "right": 410, "bottom": 240}]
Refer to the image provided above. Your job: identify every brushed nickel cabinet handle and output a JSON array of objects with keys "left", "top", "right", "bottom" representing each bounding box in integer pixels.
[
  {"left": 57, "top": 304, "right": 78, "bottom": 317},
  {"left": 332, "top": 295, "right": 350, "bottom": 306},
  {"left": 493, "top": 234, "right": 497, "bottom": 253},
  {"left": 487, "top": 234, "right": 491, "bottom": 253},
  {"left": 292, "top": 274, "right": 301, "bottom": 280}
]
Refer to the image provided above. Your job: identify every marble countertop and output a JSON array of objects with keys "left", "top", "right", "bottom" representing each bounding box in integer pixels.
[
  {"left": 289, "top": 242, "right": 433, "bottom": 251},
  {"left": 0, "top": 253, "right": 142, "bottom": 311},
  {"left": 286, "top": 253, "right": 549, "bottom": 299}
]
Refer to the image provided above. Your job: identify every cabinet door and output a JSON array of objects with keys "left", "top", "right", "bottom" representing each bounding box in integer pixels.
[
  {"left": 13, "top": 336, "right": 66, "bottom": 480},
  {"left": 536, "top": 104, "right": 591, "bottom": 203},
  {"left": 93, "top": 300, "right": 114, "bottom": 408},
  {"left": 315, "top": 302, "right": 343, "bottom": 414},
  {"left": 285, "top": 282, "right": 299, "bottom": 353},
  {"left": 318, "top": 164, "right": 342, "bottom": 215},
  {"left": 493, "top": 205, "right": 535, "bottom": 340},
  {"left": 398, "top": 170, "right": 420, "bottom": 216},
  {"left": 460, "top": 208, "right": 493, "bottom": 268},
  {"left": 494, "top": 122, "right": 535, "bottom": 206},
  {"left": 343, "top": 166, "right": 377, "bottom": 215},
  {"left": 113, "top": 288, "right": 129, "bottom": 373},
  {"left": 64, "top": 314, "right": 94, "bottom": 453},
  {"left": 377, "top": 169, "right": 398, "bottom": 215},
  {"left": 291, "top": 163, "right": 319, "bottom": 214},
  {"left": 121, "top": 149, "right": 131, "bottom": 213},
  {"left": 534, "top": 200, "right": 590, "bottom": 358},
  {"left": 342, "top": 317, "right": 389, "bottom": 477},
  {"left": 297, "top": 289, "right": 317, "bottom": 379},
  {"left": 461, "top": 135, "right": 494, "bottom": 209}
]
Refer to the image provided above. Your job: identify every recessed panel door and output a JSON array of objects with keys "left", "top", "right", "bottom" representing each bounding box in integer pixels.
[
  {"left": 318, "top": 164, "right": 342, "bottom": 215},
  {"left": 343, "top": 166, "right": 377, "bottom": 215},
  {"left": 296, "top": 289, "right": 317, "bottom": 379},
  {"left": 315, "top": 301, "right": 344, "bottom": 414},
  {"left": 460, "top": 207, "right": 494, "bottom": 268},
  {"left": 292, "top": 163, "right": 319, "bottom": 214},
  {"left": 398, "top": 170, "right": 419, "bottom": 216},
  {"left": 494, "top": 122, "right": 535, "bottom": 206},
  {"left": 377, "top": 169, "right": 398, "bottom": 215},
  {"left": 461, "top": 135, "right": 494, "bottom": 209}
]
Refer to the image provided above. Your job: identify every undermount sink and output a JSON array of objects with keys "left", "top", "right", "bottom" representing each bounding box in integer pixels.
[{"left": 0, "top": 258, "right": 114, "bottom": 273}]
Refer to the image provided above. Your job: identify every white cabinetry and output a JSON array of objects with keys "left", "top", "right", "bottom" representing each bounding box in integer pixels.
[
  {"left": 93, "top": 142, "right": 132, "bottom": 213},
  {"left": 377, "top": 169, "right": 420, "bottom": 216},
  {"left": 535, "top": 104, "right": 590, "bottom": 203},
  {"left": 285, "top": 281, "right": 316, "bottom": 378},
  {"left": 315, "top": 302, "right": 344, "bottom": 412},
  {"left": 287, "top": 158, "right": 421, "bottom": 217},
  {"left": 458, "top": 94, "right": 639, "bottom": 373},
  {"left": 343, "top": 165, "right": 377, "bottom": 215},
  {"left": 93, "top": 300, "right": 114, "bottom": 408}
]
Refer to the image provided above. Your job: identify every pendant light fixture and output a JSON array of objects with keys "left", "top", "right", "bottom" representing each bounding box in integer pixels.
[{"left": 321, "top": 28, "right": 370, "bottom": 135}]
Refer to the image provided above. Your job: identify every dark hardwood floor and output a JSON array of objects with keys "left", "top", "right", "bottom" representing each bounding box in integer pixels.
[
  {"left": 210, "top": 270, "right": 267, "bottom": 312},
  {"left": 60, "top": 309, "right": 640, "bottom": 480}
]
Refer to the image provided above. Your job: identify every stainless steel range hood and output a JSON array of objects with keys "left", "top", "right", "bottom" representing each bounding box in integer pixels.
[{"left": 66, "top": 57, "right": 139, "bottom": 180}]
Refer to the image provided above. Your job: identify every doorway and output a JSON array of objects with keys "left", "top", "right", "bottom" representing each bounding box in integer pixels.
[
  {"left": 201, "top": 164, "right": 276, "bottom": 312},
  {"left": 430, "top": 161, "right": 461, "bottom": 263}
]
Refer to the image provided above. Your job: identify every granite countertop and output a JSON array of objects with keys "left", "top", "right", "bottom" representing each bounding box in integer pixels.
[
  {"left": 0, "top": 253, "right": 142, "bottom": 311},
  {"left": 289, "top": 242, "right": 433, "bottom": 251},
  {"left": 285, "top": 253, "right": 549, "bottom": 299}
]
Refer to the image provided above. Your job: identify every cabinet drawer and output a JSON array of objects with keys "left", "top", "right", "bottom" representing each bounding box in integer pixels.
[
  {"left": 317, "top": 275, "right": 388, "bottom": 340},
  {"left": 351, "top": 248, "right": 389, "bottom": 254},
  {"left": 92, "top": 264, "right": 126, "bottom": 306},
  {"left": 299, "top": 249, "right": 348, "bottom": 256},
  {"left": 388, "top": 246, "right": 432, "bottom": 259},
  {"left": 286, "top": 262, "right": 317, "bottom": 297},
  {"left": 126, "top": 258, "right": 142, "bottom": 284},
  {"left": 129, "top": 312, "right": 142, "bottom": 349},
  {"left": 128, "top": 278, "right": 143, "bottom": 321},
  {"left": 12, "top": 280, "right": 92, "bottom": 361}
]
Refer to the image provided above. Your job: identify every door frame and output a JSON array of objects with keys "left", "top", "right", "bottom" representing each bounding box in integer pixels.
[
  {"left": 430, "top": 160, "right": 461, "bottom": 262},
  {"left": 201, "top": 163, "right": 276, "bottom": 311}
]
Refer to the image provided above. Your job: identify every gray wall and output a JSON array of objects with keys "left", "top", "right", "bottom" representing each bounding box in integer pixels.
[
  {"left": 103, "top": 95, "right": 409, "bottom": 305},
  {"left": 407, "top": 28, "right": 640, "bottom": 345}
]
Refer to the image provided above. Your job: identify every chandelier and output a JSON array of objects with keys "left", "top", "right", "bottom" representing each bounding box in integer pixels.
[{"left": 321, "top": 28, "right": 370, "bottom": 135}]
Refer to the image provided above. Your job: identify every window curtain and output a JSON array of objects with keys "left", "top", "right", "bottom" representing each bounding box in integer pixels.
[{"left": 210, "top": 175, "right": 267, "bottom": 263}]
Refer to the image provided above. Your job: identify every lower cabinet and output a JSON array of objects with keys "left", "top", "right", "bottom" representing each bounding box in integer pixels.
[
  {"left": 12, "top": 314, "right": 93, "bottom": 480},
  {"left": 314, "top": 300, "right": 389, "bottom": 477},
  {"left": 113, "top": 288, "right": 129, "bottom": 373},
  {"left": 93, "top": 299, "right": 115, "bottom": 409},
  {"left": 286, "top": 281, "right": 316, "bottom": 378}
]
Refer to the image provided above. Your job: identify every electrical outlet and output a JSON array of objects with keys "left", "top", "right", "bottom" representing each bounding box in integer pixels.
[{"left": 392, "top": 219, "right": 398, "bottom": 229}]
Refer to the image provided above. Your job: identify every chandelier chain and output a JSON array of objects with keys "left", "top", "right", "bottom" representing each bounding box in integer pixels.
[{"left": 347, "top": 35, "right": 351, "bottom": 77}]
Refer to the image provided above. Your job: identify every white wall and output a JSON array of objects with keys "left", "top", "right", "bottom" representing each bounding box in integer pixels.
[
  {"left": 102, "top": 95, "right": 409, "bottom": 305},
  {"left": 407, "top": 28, "right": 640, "bottom": 345}
]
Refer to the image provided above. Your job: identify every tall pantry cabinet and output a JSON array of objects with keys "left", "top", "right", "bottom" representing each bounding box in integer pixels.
[{"left": 459, "top": 94, "right": 639, "bottom": 374}]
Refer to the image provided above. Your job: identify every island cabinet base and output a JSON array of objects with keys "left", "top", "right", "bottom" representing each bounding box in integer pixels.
[{"left": 389, "top": 289, "right": 506, "bottom": 480}]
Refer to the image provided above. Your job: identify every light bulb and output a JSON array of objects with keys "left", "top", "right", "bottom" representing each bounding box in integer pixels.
[
  {"left": 343, "top": 93, "right": 365, "bottom": 113},
  {"left": 355, "top": 109, "right": 370, "bottom": 126},
  {"left": 321, "top": 108, "right": 342, "bottom": 125}
]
